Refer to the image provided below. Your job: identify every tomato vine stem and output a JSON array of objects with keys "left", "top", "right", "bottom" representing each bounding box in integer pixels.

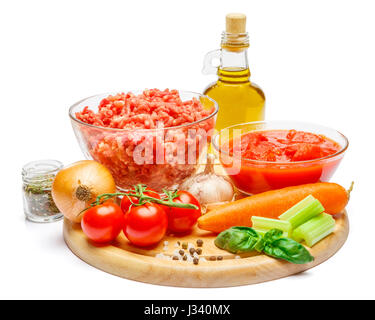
[{"left": 84, "top": 184, "right": 199, "bottom": 212}]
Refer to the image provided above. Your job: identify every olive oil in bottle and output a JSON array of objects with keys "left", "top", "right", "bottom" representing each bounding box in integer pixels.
[{"left": 202, "top": 13, "right": 265, "bottom": 131}]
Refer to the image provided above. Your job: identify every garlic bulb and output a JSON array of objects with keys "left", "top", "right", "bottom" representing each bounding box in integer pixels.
[{"left": 180, "top": 154, "right": 234, "bottom": 208}]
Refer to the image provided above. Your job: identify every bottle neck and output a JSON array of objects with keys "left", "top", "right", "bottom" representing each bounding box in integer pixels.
[
  {"left": 218, "top": 31, "right": 251, "bottom": 82},
  {"left": 218, "top": 48, "right": 251, "bottom": 82}
]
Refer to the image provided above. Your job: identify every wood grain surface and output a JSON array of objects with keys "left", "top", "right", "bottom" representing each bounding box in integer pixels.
[{"left": 63, "top": 211, "right": 349, "bottom": 287}]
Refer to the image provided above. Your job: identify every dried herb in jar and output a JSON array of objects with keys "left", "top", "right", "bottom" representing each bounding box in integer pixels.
[
  {"left": 23, "top": 175, "right": 59, "bottom": 215},
  {"left": 22, "top": 160, "right": 63, "bottom": 222}
]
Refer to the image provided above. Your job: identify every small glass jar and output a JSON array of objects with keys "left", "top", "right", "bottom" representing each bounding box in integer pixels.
[{"left": 22, "top": 160, "right": 63, "bottom": 223}]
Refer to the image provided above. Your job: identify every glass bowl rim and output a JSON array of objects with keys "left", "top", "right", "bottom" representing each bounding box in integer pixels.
[
  {"left": 212, "top": 120, "right": 349, "bottom": 165},
  {"left": 69, "top": 90, "right": 219, "bottom": 132}
]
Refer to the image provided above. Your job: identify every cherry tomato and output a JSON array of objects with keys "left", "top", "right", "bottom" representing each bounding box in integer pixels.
[
  {"left": 81, "top": 202, "right": 124, "bottom": 243},
  {"left": 120, "top": 187, "right": 160, "bottom": 214},
  {"left": 163, "top": 191, "right": 201, "bottom": 233},
  {"left": 123, "top": 202, "right": 167, "bottom": 247}
]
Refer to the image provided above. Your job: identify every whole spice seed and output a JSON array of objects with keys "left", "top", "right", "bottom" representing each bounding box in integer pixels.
[
  {"left": 182, "top": 242, "right": 188, "bottom": 250},
  {"left": 196, "top": 239, "right": 203, "bottom": 247},
  {"left": 193, "top": 257, "right": 199, "bottom": 265},
  {"left": 172, "top": 256, "right": 179, "bottom": 260},
  {"left": 217, "top": 256, "right": 223, "bottom": 261},
  {"left": 209, "top": 256, "right": 217, "bottom": 261},
  {"left": 179, "top": 249, "right": 185, "bottom": 256},
  {"left": 196, "top": 248, "right": 202, "bottom": 255},
  {"left": 183, "top": 255, "right": 187, "bottom": 261},
  {"left": 189, "top": 248, "right": 196, "bottom": 255}
]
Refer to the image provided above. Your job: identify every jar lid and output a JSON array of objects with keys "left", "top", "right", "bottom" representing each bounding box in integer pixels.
[{"left": 22, "top": 159, "right": 63, "bottom": 183}]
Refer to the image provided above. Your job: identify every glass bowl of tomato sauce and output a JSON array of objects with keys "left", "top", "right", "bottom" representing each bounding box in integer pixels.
[{"left": 212, "top": 121, "right": 348, "bottom": 195}]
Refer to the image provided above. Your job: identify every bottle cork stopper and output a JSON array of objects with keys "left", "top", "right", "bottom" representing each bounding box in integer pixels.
[{"left": 226, "top": 13, "right": 246, "bottom": 34}]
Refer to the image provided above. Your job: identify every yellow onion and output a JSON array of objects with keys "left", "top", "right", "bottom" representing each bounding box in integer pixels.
[{"left": 52, "top": 160, "right": 116, "bottom": 223}]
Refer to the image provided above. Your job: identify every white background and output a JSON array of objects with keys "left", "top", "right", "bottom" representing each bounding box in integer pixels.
[{"left": 0, "top": 0, "right": 374, "bottom": 299}]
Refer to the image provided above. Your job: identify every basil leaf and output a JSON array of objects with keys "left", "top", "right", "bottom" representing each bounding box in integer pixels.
[
  {"left": 263, "top": 238, "right": 314, "bottom": 264},
  {"left": 214, "top": 226, "right": 264, "bottom": 254},
  {"left": 215, "top": 227, "right": 314, "bottom": 264},
  {"left": 263, "top": 228, "right": 284, "bottom": 243}
]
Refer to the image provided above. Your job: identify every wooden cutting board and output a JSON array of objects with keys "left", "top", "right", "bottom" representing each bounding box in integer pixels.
[{"left": 63, "top": 211, "right": 349, "bottom": 287}]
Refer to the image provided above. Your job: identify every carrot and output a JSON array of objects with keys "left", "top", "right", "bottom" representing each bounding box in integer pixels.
[{"left": 198, "top": 182, "right": 349, "bottom": 233}]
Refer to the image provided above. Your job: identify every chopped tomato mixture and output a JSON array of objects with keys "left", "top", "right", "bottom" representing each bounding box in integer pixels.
[
  {"left": 232, "top": 130, "right": 340, "bottom": 162},
  {"left": 221, "top": 129, "right": 343, "bottom": 194}
]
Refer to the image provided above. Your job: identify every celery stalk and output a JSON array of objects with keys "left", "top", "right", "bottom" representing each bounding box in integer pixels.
[
  {"left": 292, "top": 213, "right": 335, "bottom": 247},
  {"left": 252, "top": 216, "right": 292, "bottom": 236},
  {"left": 279, "top": 195, "right": 324, "bottom": 229},
  {"left": 292, "top": 229, "right": 304, "bottom": 243},
  {"left": 278, "top": 195, "right": 316, "bottom": 220}
]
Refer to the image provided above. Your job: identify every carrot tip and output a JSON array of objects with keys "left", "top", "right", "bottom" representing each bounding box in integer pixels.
[{"left": 347, "top": 181, "right": 354, "bottom": 198}]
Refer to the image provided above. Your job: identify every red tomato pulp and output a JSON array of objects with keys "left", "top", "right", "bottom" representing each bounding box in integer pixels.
[{"left": 221, "top": 130, "right": 343, "bottom": 194}]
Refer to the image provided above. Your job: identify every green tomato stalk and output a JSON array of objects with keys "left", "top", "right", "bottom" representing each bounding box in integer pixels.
[{"left": 82, "top": 184, "right": 199, "bottom": 214}]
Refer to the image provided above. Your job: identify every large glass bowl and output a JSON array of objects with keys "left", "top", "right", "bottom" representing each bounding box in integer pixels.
[
  {"left": 212, "top": 121, "right": 348, "bottom": 195},
  {"left": 69, "top": 91, "right": 218, "bottom": 192}
]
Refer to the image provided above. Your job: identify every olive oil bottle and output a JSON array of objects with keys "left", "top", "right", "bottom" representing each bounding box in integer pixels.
[{"left": 203, "top": 13, "right": 265, "bottom": 131}]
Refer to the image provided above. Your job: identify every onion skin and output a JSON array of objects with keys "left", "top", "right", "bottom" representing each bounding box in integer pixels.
[{"left": 52, "top": 160, "right": 116, "bottom": 223}]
